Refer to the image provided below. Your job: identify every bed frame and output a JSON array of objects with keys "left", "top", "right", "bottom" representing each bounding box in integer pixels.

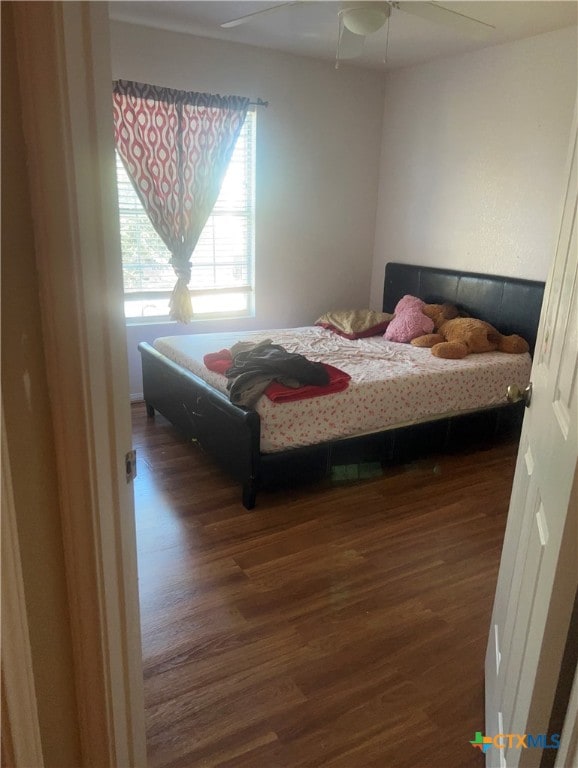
[{"left": 139, "top": 263, "right": 545, "bottom": 508}]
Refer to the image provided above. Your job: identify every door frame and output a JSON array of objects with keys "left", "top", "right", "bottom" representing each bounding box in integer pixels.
[
  {"left": 1, "top": 414, "right": 44, "bottom": 768},
  {"left": 12, "top": 2, "right": 146, "bottom": 764},
  {"left": 555, "top": 657, "right": 578, "bottom": 766}
]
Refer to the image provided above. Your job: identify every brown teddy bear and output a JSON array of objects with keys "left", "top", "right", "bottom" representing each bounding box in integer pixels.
[{"left": 411, "top": 303, "right": 529, "bottom": 359}]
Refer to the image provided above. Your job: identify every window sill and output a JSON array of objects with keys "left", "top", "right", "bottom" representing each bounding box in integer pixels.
[
  {"left": 125, "top": 312, "right": 255, "bottom": 328},
  {"left": 125, "top": 316, "right": 176, "bottom": 328}
]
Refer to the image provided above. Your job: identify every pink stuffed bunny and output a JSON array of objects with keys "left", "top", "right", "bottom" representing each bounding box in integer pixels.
[{"left": 384, "top": 295, "right": 434, "bottom": 343}]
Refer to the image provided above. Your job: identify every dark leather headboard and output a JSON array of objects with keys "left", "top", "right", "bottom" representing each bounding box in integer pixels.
[{"left": 383, "top": 262, "right": 545, "bottom": 353}]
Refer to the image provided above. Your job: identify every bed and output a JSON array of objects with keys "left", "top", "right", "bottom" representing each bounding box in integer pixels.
[{"left": 138, "top": 263, "right": 545, "bottom": 508}]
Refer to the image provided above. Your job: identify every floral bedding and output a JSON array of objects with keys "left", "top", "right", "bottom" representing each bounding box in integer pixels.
[{"left": 153, "top": 326, "right": 531, "bottom": 454}]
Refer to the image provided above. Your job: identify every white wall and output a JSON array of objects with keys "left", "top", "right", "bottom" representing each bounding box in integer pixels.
[
  {"left": 109, "top": 21, "right": 385, "bottom": 396},
  {"left": 370, "top": 26, "right": 577, "bottom": 309}
]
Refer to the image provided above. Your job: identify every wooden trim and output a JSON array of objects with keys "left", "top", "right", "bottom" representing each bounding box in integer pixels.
[
  {"left": 13, "top": 3, "right": 146, "bottom": 765},
  {"left": 553, "top": 466, "right": 578, "bottom": 767},
  {"left": 555, "top": 662, "right": 578, "bottom": 767},
  {"left": 1, "top": 414, "right": 45, "bottom": 768}
]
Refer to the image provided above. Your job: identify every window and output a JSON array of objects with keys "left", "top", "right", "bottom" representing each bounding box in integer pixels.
[{"left": 117, "top": 110, "right": 256, "bottom": 320}]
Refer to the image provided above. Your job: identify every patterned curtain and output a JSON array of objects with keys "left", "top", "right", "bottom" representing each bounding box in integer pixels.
[{"left": 112, "top": 80, "right": 250, "bottom": 323}]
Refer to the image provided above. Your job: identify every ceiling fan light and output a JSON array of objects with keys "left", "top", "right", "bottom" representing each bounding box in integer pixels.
[{"left": 342, "top": 7, "right": 388, "bottom": 35}]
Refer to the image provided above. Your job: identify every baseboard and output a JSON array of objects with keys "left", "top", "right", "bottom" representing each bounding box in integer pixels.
[{"left": 130, "top": 393, "right": 144, "bottom": 403}]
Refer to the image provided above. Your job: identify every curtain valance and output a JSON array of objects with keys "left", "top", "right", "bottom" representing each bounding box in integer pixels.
[{"left": 113, "top": 79, "right": 250, "bottom": 111}]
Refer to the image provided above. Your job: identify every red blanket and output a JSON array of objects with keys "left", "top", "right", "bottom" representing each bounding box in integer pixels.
[{"left": 203, "top": 349, "right": 351, "bottom": 403}]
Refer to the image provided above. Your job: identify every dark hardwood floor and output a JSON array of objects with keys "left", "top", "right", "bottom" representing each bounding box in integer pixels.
[{"left": 132, "top": 402, "right": 516, "bottom": 768}]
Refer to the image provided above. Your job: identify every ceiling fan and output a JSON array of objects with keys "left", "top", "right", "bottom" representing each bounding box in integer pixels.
[{"left": 220, "top": 2, "right": 495, "bottom": 66}]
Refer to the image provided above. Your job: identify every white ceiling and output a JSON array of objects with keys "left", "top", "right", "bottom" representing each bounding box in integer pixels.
[{"left": 109, "top": 1, "right": 578, "bottom": 71}]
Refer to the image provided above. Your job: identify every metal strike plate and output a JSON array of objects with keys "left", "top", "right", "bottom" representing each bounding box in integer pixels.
[{"left": 125, "top": 449, "right": 137, "bottom": 483}]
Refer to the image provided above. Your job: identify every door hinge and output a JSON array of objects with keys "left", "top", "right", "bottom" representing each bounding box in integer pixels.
[{"left": 125, "top": 449, "right": 137, "bottom": 483}]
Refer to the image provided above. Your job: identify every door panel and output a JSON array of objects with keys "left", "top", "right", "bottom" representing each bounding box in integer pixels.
[{"left": 485, "top": 123, "right": 578, "bottom": 768}]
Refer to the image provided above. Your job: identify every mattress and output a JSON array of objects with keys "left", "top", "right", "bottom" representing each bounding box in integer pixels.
[{"left": 153, "top": 327, "right": 532, "bottom": 453}]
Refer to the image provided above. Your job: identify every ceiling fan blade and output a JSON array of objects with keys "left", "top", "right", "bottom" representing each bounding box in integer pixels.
[
  {"left": 397, "top": 2, "right": 495, "bottom": 40},
  {"left": 339, "top": 26, "right": 366, "bottom": 59},
  {"left": 221, "top": 2, "right": 302, "bottom": 28}
]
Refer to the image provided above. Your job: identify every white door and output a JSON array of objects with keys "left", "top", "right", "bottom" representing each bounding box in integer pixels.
[{"left": 484, "top": 122, "right": 578, "bottom": 768}]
